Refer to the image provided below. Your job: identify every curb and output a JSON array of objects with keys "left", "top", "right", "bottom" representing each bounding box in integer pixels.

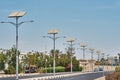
[{"left": 0, "top": 73, "right": 39, "bottom": 78}]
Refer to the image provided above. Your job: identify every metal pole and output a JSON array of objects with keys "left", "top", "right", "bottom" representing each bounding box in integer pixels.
[
  {"left": 71, "top": 42, "right": 72, "bottom": 73},
  {"left": 91, "top": 51, "right": 93, "bottom": 72},
  {"left": 102, "top": 53, "right": 105, "bottom": 76},
  {"left": 53, "top": 34, "right": 55, "bottom": 76},
  {"left": 98, "top": 54, "right": 100, "bottom": 61},
  {"left": 16, "top": 17, "right": 19, "bottom": 80},
  {"left": 91, "top": 52, "right": 93, "bottom": 60},
  {"left": 83, "top": 47, "right": 85, "bottom": 60},
  {"left": 45, "top": 59, "right": 47, "bottom": 73},
  {"left": 83, "top": 47, "right": 85, "bottom": 72}
]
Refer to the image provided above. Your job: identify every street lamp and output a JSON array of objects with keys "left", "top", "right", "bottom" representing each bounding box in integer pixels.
[
  {"left": 67, "top": 38, "right": 76, "bottom": 73},
  {"left": 89, "top": 48, "right": 95, "bottom": 72},
  {"left": 106, "top": 54, "right": 110, "bottom": 71},
  {"left": 43, "top": 29, "right": 65, "bottom": 76},
  {"left": 101, "top": 53, "right": 105, "bottom": 65},
  {"left": 89, "top": 48, "right": 95, "bottom": 60},
  {"left": 96, "top": 50, "right": 101, "bottom": 62},
  {"left": 110, "top": 57, "right": 114, "bottom": 70},
  {"left": 0, "top": 11, "right": 33, "bottom": 80},
  {"left": 118, "top": 53, "right": 120, "bottom": 66},
  {"left": 102, "top": 52, "right": 105, "bottom": 76},
  {"left": 45, "top": 59, "right": 48, "bottom": 73},
  {"left": 96, "top": 50, "right": 101, "bottom": 71},
  {"left": 80, "top": 43, "right": 87, "bottom": 72}
]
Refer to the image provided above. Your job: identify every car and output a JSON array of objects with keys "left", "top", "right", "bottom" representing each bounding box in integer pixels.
[
  {"left": 94, "top": 68, "right": 99, "bottom": 72},
  {"left": 24, "top": 65, "right": 37, "bottom": 73},
  {"left": 99, "top": 67, "right": 103, "bottom": 71},
  {"left": 24, "top": 69, "right": 29, "bottom": 73}
]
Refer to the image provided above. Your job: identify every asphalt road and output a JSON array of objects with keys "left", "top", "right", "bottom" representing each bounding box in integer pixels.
[
  {"left": 52, "top": 71, "right": 114, "bottom": 80},
  {"left": 0, "top": 71, "right": 113, "bottom": 80}
]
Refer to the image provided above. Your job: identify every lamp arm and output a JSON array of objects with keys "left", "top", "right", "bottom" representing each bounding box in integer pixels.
[
  {"left": 18, "top": 20, "right": 34, "bottom": 26},
  {"left": 43, "top": 36, "right": 53, "bottom": 40}
]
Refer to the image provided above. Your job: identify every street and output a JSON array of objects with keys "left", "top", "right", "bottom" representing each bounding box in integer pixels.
[
  {"left": 52, "top": 71, "right": 112, "bottom": 80},
  {"left": 0, "top": 71, "right": 113, "bottom": 80}
]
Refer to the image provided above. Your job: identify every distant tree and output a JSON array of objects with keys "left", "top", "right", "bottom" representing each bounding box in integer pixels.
[
  {"left": 6, "top": 45, "right": 21, "bottom": 68},
  {"left": 2, "top": 45, "right": 21, "bottom": 74},
  {"left": 25, "top": 51, "right": 51, "bottom": 68},
  {"left": 0, "top": 51, "right": 7, "bottom": 70},
  {"left": 58, "top": 54, "right": 69, "bottom": 67}
]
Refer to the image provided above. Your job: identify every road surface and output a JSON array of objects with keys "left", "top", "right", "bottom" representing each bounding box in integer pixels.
[{"left": 0, "top": 71, "right": 113, "bottom": 80}]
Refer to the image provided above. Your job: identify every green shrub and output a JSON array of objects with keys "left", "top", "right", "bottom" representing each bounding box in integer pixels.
[
  {"left": 55, "top": 66, "right": 65, "bottom": 72},
  {"left": 38, "top": 68, "right": 46, "bottom": 73},
  {"left": 115, "top": 66, "right": 120, "bottom": 72},
  {"left": 8, "top": 66, "right": 16, "bottom": 74},
  {"left": 46, "top": 67, "right": 53, "bottom": 73},
  {"left": 18, "top": 64, "right": 24, "bottom": 73},
  {"left": 73, "top": 66, "right": 83, "bottom": 71},
  {"left": 4, "top": 69, "right": 9, "bottom": 74},
  {"left": 46, "top": 66, "right": 65, "bottom": 73}
]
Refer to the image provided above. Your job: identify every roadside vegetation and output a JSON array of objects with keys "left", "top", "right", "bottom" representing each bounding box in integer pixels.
[
  {"left": 0, "top": 46, "right": 82, "bottom": 74},
  {"left": 105, "top": 66, "right": 120, "bottom": 80}
]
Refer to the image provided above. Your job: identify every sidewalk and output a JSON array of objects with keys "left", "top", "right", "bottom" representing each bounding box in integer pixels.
[
  {"left": 19, "top": 72, "right": 87, "bottom": 80},
  {"left": 0, "top": 72, "right": 91, "bottom": 80},
  {"left": 0, "top": 72, "right": 106, "bottom": 80},
  {"left": 0, "top": 73, "right": 39, "bottom": 78}
]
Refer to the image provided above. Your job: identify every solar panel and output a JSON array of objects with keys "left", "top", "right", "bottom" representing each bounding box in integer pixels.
[{"left": 8, "top": 11, "right": 26, "bottom": 18}]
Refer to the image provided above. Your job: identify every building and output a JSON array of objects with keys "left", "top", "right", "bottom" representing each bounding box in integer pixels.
[{"left": 79, "top": 59, "right": 96, "bottom": 71}]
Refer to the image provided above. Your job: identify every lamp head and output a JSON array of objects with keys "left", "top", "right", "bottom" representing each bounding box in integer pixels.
[
  {"left": 67, "top": 38, "right": 76, "bottom": 42},
  {"left": 89, "top": 48, "right": 95, "bottom": 51},
  {"left": 48, "top": 29, "right": 59, "bottom": 34},
  {"left": 8, "top": 11, "right": 26, "bottom": 18},
  {"left": 80, "top": 43, "right": 87, "bottom": 47}
]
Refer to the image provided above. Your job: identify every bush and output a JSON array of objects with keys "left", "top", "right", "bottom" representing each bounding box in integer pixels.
[
  {"left": 4, "top": 69, "right": 9, "bottom": 74},
  {"left": 19, "top": 64, "right": 23, "bottom": 73},
  {"left": 38, "top": 68, "right": 46, "bottom": 73},
  {"left": 46, "top": 67, "right": 53, "bottom": 73},
  {"left": 55, "top": 66, "right": 65, "bottom": 72},
  {"left": 46, "top": 66, "right": 65, "bottom": 73},
  {"left": 106, "top": 66, "right": 120, "bottom": 80},
  {"left": 4, "top": 66, "right": 15, "bottom": 74},
  {"left": 106, "top": 72, "right": 120, "bottom": 80},
  {"left": 115, "top": 66, "right": 120, "bottom": 72},
  {"left": 8, "top": 66, "right": 16, "bottom": 74},
  {"left": 73, "top": 66, "right": 83, "bottom": 71},
  {"left": 4, "top": 66, "right": 16, "bottom": 74}
]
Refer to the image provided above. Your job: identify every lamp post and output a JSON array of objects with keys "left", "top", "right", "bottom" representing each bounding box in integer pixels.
[
  {"left": 118, "top": 53, "right": 120, "bottom": 66},
  {"left": 80, "top": 43, "right": 87, "bottom": 72},
  {"left": 0, "top": 11, "right": 33, "bottom": 80},
  {"left": 67, "top": 38, "right": 76, "bottom": 73},
  {"left": 101, "top": 53, "right": 105, "bottom": 66},
  {"left": 43, "top": 29, "right": 65, "bottom": 76},
  {"left": 96, "top": 50, "right": 101, "bottom": 71},
  {"left": 89, "top": 48, "right": 95, "bottom": 60},
  {"left": 45, "top": 59, "right": 48, "bottom": 73},
  {"left": 102, "top": 53, "right": 105, "bottom": 76},
  {"left": 89, "top": 48, "right": 95, "bottom": 72},
  {"left": 96, "top": 50, "right": 101, "bottom": 62},
  {"left": 106, "top": 54, "right": 109, "bottom": 71},
  {"left": 110, "top": 57, "right": 113, "bottom": 70}
]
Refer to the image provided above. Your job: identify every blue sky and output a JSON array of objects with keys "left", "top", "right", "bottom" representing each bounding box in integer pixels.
[{"left": 0, "top": 0, "right": 120, "bottom": 60}]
